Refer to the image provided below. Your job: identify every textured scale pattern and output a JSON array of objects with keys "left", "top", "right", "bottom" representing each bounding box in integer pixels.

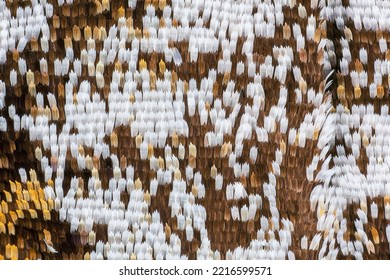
[{"left": 0, "top": 0, "right": 389, "bottom": 260}]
